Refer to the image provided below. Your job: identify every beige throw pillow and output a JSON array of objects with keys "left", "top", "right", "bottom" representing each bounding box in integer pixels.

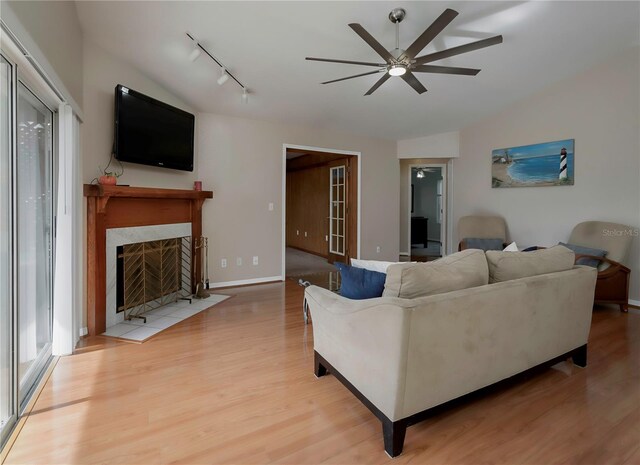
[
  {"left": 485, "top": 245, "right": 575, "bottom": 283},
  {"left": 383, "top": 249, "right": 489, "bottom": 299}
]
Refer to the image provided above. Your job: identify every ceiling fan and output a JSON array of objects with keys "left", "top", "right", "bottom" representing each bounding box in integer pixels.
[{"left": 306, "top": 8, "right": 503, "bottom": 95}]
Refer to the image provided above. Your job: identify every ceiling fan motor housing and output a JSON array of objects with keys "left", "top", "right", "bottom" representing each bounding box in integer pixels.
[{"left": 388, "top": 8, "right": 406, "bottom": 23}]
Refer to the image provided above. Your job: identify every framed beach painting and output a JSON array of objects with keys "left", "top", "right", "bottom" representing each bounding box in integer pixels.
[{"left": 492, "top": 139, "right": 574, "bottom": 188}]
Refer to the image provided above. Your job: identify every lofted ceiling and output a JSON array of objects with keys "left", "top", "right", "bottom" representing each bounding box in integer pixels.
[{"left": 76, "top": 1, "right": 640, "bottom": 140}]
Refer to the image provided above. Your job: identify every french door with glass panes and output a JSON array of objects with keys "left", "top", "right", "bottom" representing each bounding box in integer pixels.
[
  {"left": 328, "top": 158, "right": 356, "bottom": 264},
  {"left": 1, "top": 52, "right": 55, "bottom": 446}
]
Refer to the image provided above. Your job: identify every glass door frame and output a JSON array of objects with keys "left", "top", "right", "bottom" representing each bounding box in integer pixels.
[
  {"left": 0, "top": 48, "right": 58, "bottom": 448},
  {"left": 15, "top": 79, "right": 56, "bottom": 408},
  {"left": 1, "top": 51, "right": 18, "bottom": 448}
]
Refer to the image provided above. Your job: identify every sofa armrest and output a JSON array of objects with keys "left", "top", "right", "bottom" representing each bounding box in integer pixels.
[{"left": 305, "top": 285, "right": 413, "bottom": 421}]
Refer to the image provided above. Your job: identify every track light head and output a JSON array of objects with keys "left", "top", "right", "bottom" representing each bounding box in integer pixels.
[
  {"left": 189, "top": 43, "right": 201, "bottom": 62},
  {"left": 217, "top": 69, "right": 229, "bottom": 86},
  {"left": 241, "top": 88, "right": 249, "bottom": 104}
]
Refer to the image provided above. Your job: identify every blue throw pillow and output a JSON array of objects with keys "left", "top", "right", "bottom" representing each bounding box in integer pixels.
[
  {"left": 335, "top": 262, "right": 386, "bottom": 300},
  {"left": 559, "top": 242, "right": 607, "bottom": 268},
  {"left": 464, "top": 237, "right": 504, "bottom": 251}
]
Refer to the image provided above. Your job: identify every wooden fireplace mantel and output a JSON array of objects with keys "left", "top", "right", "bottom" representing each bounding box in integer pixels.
[{"left": 84, "top": 184, "right": 213, "bottom": 336}]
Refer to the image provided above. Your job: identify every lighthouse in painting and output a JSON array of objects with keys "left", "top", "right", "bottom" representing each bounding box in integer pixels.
[{"left": 559, "top": 147, "right": 568, "bottom": 180}]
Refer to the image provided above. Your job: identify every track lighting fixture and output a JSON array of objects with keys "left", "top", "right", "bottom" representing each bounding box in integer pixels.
[
  {"left": 217, "top": 69, "right": 229, "bottom": 86},
  {"left": 188, "top": 40, "right": 201, "bottom": 62},
  {"left": 186, "top": 32, "right": 250, "bottom": 104}
]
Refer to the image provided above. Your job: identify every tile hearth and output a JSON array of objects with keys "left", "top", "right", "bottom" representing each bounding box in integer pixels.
[{"left": 102, "top": 294, "right": 229, "bottom": 342}]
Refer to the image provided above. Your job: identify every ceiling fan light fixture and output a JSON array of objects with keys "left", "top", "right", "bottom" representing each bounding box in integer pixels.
[
  {"left": 416, "top": 169, "right": 425, "bottom": 178},
  {"left": 388, "top": 65, "right": 407, "bottom": 77}
]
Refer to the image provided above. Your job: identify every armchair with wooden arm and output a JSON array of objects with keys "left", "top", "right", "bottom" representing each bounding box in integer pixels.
[
  {"left": 569, "top": 221, "right": 633, "bottom": 312},
  {"left": 574, "top": 254, "right": 631, "bottom": 312}
]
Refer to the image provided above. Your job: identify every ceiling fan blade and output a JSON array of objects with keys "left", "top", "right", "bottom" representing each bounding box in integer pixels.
[
  {"left": 321, "top": 69, "right": 385, "bottom": 85},
  {"left": 348, "top": 23, "right": 394, "bottom": 62},
  {"left": 401, "top": 72, "right": 427, "bottom": 94},
  {"left": 412, "top": 65, "right": 480, "bottom": 76},
  {"left": 414, "top": 35, "right": 503, "bottom": 65},
  {"left": 402, "top": 8, "right": 459, "bottom": 59},
  {"left": 364, "top": 73, "right": 391, "bottom": 96},
  {"left": 306, "top": 57, "right": 386, "bottom": 67}
]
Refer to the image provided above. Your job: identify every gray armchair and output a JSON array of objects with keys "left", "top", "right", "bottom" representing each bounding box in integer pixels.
[{"left": 458, "top": 215, "right": 507, "bottom": 251}]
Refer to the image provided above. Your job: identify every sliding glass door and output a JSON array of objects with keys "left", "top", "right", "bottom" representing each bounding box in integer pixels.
[
  {"left": 0, "top": 51, "right": 55, "bottom": 445},
  {"left": 16, "top": 81, "right": 53, "bottom": 404},
  {"left": 0, "top": 55, "right": 15, "bottom": 445}
]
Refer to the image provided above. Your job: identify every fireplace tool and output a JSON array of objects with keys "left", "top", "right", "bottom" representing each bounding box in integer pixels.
[{"left": 194, "top": 236, "right": 209, "bottom": 299}]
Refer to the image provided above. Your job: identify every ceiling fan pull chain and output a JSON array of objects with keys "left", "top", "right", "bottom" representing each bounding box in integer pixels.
[{"left": 395, "top": 21, "right": 400, "bottom": 52}]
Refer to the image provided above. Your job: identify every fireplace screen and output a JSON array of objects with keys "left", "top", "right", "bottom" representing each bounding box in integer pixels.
[{"left": 116, "top": 236, "right": 192, "bottom": 320}]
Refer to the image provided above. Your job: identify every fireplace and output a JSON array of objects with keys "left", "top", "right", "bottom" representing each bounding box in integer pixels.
[
  {"left": 116, "top": 236, "right": 192, "bottom": 321},
  {"left": 84, "top": 185, "right": 213, "bottom": 335}
]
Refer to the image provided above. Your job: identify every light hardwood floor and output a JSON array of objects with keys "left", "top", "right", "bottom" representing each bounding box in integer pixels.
[{"left": 4, "top": 281, "right": 639, "bottom": 464}]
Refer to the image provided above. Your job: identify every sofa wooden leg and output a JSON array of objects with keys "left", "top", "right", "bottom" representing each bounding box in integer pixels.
[
  {"left": 382, "top": 419, "right": 407, "bottom": 458},
  {"left": 314, "top": 352, "right": 327, "bottom": 378},
  {"left": 572, "top": 344, "right": 587, "bottom": 368},
  {"left": 620, "top": 303, "right": 628, "bottom": 313}
]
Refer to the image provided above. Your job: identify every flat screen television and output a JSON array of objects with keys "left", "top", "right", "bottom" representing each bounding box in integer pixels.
[{"left": 114, "top": 84, "right": 195, "bottom": 171}]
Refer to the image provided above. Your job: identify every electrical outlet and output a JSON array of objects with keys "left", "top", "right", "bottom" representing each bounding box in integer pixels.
[
  {"left": 325, "top": 235, "right": 328, "bottom": 242},
  {"left": 296, "top": 230, "right": 299, "bottom": 236},
  {"left": 221, "top": 258, "right": 227, "bottom": 268},
  {"left": 253, "top": 256, "right": 259, "bottom": 265},
  {"left": 236, "top": 257, "right": 242, "bottom": 266},
  {"left": 268, "top": 202, "right": 274, "bottom": 211},
  {"left": 304, "top": 231, "right": 308, "bottom": 237},
  {"left": 376, "top": 246, "right": 381, "bottom": 253}
]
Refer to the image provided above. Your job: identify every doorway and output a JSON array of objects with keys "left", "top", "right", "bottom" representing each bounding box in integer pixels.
[
  {"left": 409, "top": 164, "right": 446, "bottom": 261},
  {"left": 282, "top": 145, "right": 360, "bottom": 280}
]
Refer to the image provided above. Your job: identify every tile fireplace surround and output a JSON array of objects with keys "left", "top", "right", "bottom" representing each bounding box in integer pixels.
[
  {"left": 105, "top": 222, "right": 191, "bottom": 329},
  {"left": 84, "top": 185, "right": 213, "bottom": 336}
]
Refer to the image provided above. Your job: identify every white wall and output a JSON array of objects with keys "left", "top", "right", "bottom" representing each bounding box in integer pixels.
[
  {"left": 3, "top": 1, "right": 83, "bottom": 111},
  {"left": 397, "top": 131, "right": 459, "bottom": 159},
  {"left": 82, "top": 40, "right": 196, "bottom": 186},
  {"left": 197, "top": 113, "right": 398, "bottom": 285},
  {"left": 454, "top": 47, "right": 640, "bottom": 301}
]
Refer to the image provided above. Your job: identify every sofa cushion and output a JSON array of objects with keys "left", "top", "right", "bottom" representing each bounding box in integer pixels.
[
  {"left": 335, "top": 262, "right": 386, "bottom": 299},
  {"left": 485, "top": 245, "right": 575, "bottom": 283},
  {"left": 463, "top": 237, "right": 504, "bottom": 251},
  {"left": 383, "top": 249, "right": 489, "bottom": 299},
  {"left": 558, "top": 242, "right": 606, "bottom": 268},
  {"left": 351, "top": 258, "right": 404, "bottom": 273}
]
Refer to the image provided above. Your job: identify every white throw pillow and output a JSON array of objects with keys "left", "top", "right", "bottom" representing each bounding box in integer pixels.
[
  {"left": 503, "top": 242, "right": 518, "bottom": 252},
  {"left": 350, "top": 259, "right": 403, "bottom": 273}
]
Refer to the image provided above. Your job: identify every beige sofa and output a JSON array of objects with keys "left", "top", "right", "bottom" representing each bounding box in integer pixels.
[{"left": 305, "top": 248, "right": 597, "bottom": 457}]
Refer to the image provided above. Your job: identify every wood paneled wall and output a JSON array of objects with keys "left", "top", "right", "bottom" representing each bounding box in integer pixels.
[{"left": 286, "top": 164, "right": 329, "bottom": 257}]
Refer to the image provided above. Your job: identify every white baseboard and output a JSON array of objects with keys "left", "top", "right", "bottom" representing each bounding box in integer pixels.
[
  {"left": 628, "top": 299, "right": 640, "bottom": 307},
  {"left": 79, "top": 327, "right": 88, "bottom": 337},
  {"left": 210, "top": 276, "right": 284, "bottom": 289}
]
